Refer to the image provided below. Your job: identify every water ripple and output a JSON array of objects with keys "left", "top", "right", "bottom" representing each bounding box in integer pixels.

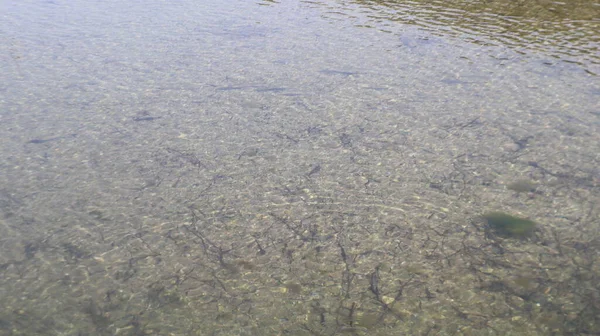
[{"left": 305, "top": 0, "right": 600, "bottom": 73}]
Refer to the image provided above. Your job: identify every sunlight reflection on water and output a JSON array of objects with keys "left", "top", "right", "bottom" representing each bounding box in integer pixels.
[{"left": 300, "top": 0, "right": 599, "bottom": 74}]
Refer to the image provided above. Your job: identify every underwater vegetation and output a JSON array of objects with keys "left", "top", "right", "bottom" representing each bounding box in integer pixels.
[{"left": 483, "top": 212, "right": 536, "bottom": 237}]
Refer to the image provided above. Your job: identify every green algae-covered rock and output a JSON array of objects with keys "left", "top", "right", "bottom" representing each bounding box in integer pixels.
[
  {"left": 483, "top": 212, "right": 536, "bottom": 237},
  {"left": 507, "top": 180, "right": 537, "bottom": 193}
]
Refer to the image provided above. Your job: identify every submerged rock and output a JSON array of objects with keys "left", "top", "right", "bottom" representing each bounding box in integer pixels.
[
  {"left": 507, "top": 180, "right": 537, "bottom": 193},
  {"left": 483, "top": 212, "right": 536, "bottom": 237}
]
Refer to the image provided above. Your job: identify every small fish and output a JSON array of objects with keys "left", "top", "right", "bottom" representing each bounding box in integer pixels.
[
  {"left": 27, "top": 134, "right": 76, "bottom": 144},
  {"left": 133, "top": 116, "right": 162, "bottom": 122},
  {"left": 319, "top": 69, "right": 358, "bottom": 77},
  {"left": 307, "top": 164, "right": 321, "bottom": 177}
]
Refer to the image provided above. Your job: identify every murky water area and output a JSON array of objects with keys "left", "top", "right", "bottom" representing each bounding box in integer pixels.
[{"left": 1, "top": 0, "right": 599, "bottom": 335}]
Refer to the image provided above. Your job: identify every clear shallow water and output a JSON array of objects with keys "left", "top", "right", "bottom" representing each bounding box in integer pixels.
[{"left": 1, "top": 0, "right": 599, "bottom": 335}]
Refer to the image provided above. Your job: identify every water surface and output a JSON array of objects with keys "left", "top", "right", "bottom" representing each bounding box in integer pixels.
[{"left": 1, "top": 0, "right": 599, "bottom": 335}]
